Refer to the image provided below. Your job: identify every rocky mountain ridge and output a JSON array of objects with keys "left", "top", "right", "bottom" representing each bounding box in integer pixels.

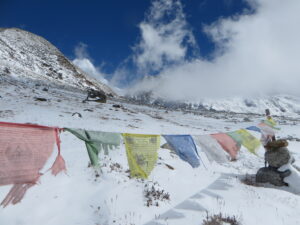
[
  {"left": 0, "top": 28, "right": 115, "bottom": 96},
  {"left": 127, "top": 90, "right": 300, "bottom": 117}
]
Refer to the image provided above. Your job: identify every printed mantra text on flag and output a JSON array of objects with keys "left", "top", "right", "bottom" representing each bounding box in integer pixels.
[{"left": 0, "top": 122, "right": 64, "bottom": 206}]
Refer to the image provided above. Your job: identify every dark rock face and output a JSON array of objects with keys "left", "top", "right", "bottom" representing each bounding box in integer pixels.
[{"left": 265, "top": 147, "right": 291, "bottom": 168}]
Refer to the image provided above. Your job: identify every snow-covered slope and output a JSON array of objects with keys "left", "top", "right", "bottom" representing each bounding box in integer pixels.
[
  {"left": 0, "top": 28, "right": 115, "bottom": 95},
  {"left": 1, "top": 79, "right": 300, "bottom": 225}
]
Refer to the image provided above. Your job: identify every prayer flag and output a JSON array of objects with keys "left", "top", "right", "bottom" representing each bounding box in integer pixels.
[
  {"left": 0, "top": 122, "right": 65, "bottom": 207},
  {"left": 123, "top": 133, "right": 160, "bottom": 179},
  {"left": 163, "top": 135, "right": 200, "bottom": 168},
  {"left": 264, "top": 117, "right": 280, "bottom": 130},
  {"left": 211, "top": 133, "right": 239, "bottom": 160},
  {"left": 193, "top": 135, "right": 228, "bottom": 163},
  {"left": 246, "top": 126, "right": 261, "bottom": 133},
  {"left": 258, "top": 123, "right": 276, "bottom": 135},
  {"left": 258, "top": 123, "right": 276, "bottom": 146},
  {"left": 227, "top": 129, "right": 261, "bottom": 155},
  {"left": 65, "top": 128, "right": 121, "bottom": 166}
]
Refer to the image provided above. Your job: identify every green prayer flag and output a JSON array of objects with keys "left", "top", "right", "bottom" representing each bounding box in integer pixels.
[
  {"left": 226, "top": 131, "right": 243, "bottom": 147},
  {"left": 65, "top": 128, "right": 121, "bottom": 166},
  {"left": 227, "top": 129, "right": 260, "bottom": 155}
]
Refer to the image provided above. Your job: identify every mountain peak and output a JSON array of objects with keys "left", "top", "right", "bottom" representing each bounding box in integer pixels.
[{"left": 0, "top": 28, "right": 116, "bottom": 96}]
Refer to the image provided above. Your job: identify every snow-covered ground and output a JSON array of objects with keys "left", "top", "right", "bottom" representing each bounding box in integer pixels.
[{"left": 1, "top": 78, "right": 300, "bottom": 225}]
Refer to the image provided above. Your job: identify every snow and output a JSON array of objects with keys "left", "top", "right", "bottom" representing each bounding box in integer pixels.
[
  {"left": 132, "top": 93, "right": 300, "bottom": 117},
  {"left": 1, "top": 77, "right": 300, "bottom": 225},
  {"left": 0, "top": 28, "right": 115, "bottom": 95},
  {"left": 198, "top": 95, "right": 300, "bottom": 116}
]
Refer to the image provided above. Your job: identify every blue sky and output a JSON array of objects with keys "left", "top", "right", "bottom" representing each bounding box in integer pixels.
[
  {"left": 0, "top": 0, "right": 250, "bottom": 75},
  {"left": 3, "top": 0, "right": 300, "bottom": 100}
]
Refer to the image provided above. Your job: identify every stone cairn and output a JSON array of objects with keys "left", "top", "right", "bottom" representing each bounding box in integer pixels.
[{"left": 256, "top": 139, "right": 292, "bottom": 186}]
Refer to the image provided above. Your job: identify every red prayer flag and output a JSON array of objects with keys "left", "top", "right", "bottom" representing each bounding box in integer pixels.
[
  {"left": 0, "top": 122, "right": 66, "bottom": 207},
  {"left": 211, "top": 133, "right": 240, "bottom": 160}
]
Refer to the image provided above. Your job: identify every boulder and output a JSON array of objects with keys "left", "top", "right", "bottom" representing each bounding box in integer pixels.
[
  {"left": 83, "top": 89, "right": 107, "bottom": 103},
  {"left": 265, "top": 147, "right": 291, "bottom": 168},
  {"left": 256, "top": 167, "right": 290, "bottom": 186}
]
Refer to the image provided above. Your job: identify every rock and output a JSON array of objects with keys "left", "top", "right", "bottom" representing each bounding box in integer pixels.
[
  {"left": 283, "top": 135, "right": 300, "bottom": 142},
  {"left": 161, "top": 143, "right": 173, "bottom": 151},
  {"left": 83, "top": 89, "right": 107, "bottom": 103},
  {"left": 265, "top": 147, "right": 291, "bottom": 168},
  {"left": 256, "top": 167, "right": 289, "bottom": 186},
  {"left": 34, "top": 97, "right": 47, "bottom": 101},
  {"left": 72, "top": 112, "right": 82, "bottom": 118},
  {"left": 243, "top": 117, "right": 251, "bottom": 122},
  {"left": 164, "top": 163, "right": 174, "bottom": 170}
]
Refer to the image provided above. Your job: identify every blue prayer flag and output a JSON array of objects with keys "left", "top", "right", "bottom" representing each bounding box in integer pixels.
[
  {"left": 246, "top": 126, "right": 261, "bottom": 133},
  {"left": 163, "top": 135, "right": 200, "bottom": 168}
]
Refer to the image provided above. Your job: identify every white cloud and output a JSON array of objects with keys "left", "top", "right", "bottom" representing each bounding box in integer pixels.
[
  {"left": 72, "top": 43, "right": 108, "bottom": 85},
  {"left": 130, "top": 0, "right": 300, "bottom": 101},
  {"left": 132, "top": 0, "right": 198, "bottom": 74}
]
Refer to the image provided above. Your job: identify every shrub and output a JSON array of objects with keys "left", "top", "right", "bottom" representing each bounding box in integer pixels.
[
  {"left": 144, "top": 182, "right": 170, "bottom": 207},
  {"left": 203, "top": 212, "right": 241, "bottom": 225}
]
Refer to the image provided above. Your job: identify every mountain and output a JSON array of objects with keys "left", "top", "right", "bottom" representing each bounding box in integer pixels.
[
  {"left": 0, "top": 28, "right": 115, "bottom": 96},
  {"left": 128, "top": 90, "right": 300, "bottom": 117}
]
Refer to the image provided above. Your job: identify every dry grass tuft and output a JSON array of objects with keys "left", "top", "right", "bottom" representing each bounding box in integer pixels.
[
  {"left": 144, "top": 182, "right": 170, "bottom": 207},
  {"left": 203, "top": 212, "right": 241, "bottom": 225}
]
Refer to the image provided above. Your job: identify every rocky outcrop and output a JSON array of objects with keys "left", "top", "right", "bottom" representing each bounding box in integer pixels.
[{"left": 0, "top": 28, "right": 116, "bottom": 96}]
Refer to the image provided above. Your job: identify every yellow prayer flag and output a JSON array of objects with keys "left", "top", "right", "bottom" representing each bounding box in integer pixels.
[
  {"left": 267, "top": 117, "right": 277, "bottom": 127},
  {"left": 235, "top": 129, "right": 261, "bottom": 154},
  {"left": 264, "top": 117, "right": 280, "bottom": 130},
  {"left": 122, "top": 133, "right": 161, "bottom": 179}
]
